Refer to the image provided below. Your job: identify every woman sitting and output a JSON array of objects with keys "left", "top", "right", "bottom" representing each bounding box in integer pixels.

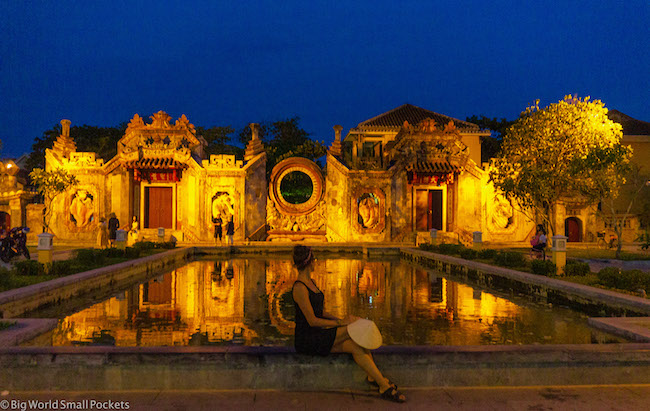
[
  {"left": 530, "top": 224, "right": 548, "bottom": 258},
  {"left": 291, "top": 245, "right": 406, "bottom": 403}
]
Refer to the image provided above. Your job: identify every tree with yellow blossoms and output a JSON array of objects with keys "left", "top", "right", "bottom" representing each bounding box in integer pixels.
[{"left": 490, "top": 95, "right": 631, "bottom": 238}]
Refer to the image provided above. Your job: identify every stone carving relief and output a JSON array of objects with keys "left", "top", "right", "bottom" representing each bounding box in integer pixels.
[
  {"left": 118, "top": 111, "right": 201, "bottom": 156},
  {"left": 394, "top": 118, "right": 470, "bottom": 169},
  {"left": 68, "top": 189, "right": 95, "bottom": 229},
  {"left": 67, "top": 152, "right": 104, "bottom": 167},
  {"left": 486, "top": 193, "right": 516, "bottom": 234},
  {"left": 212, "top": 192, "right": 235, "bottom": 221},
  {"left": 352, "top": 188, "right": 386, "bottom": 235},
  {"left": 358, "top": 193, "right": 380, "bottom": 229},
  {"left": 205, "top": 154, "right": 243, "bottom": 169}
]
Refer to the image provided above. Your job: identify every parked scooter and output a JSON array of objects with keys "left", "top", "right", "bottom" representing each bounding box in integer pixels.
[{"left": 0, "top": 227, "right": 30, "bottom": 263}]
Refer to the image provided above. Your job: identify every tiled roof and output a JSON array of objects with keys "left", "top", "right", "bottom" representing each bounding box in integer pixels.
[
  {"left": 357, "top": 104, "right": 481, "bottom": 132},
  {"left": 124, "top": 158, "right": 186, "bottom": 169},
  {"left": 608, "top": 110, "right": 650, "bottom": 136},
  {"left": 406, "top": 160, "right": 462, "bottom": 173}
]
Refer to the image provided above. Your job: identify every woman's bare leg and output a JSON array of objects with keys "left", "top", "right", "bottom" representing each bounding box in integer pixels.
[{"left": 330, "top": 327, "right": 392, "bottom": 391}]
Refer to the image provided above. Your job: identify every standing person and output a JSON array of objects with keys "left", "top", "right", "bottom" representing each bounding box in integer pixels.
[
  {"left": 291, "top": 245, "right": 406, "bottom": 403},
  {"left": 226, "top": 216, "right": 234, "bottom": 245},
  {"left": 97, "top": 217, "right": 108, "bottom": 249},
  {"left": 107, "top": 213, "right": 120, "bottom": 247},
  {"left": 212, "top": 214, "right": 223, "bottom": 245}
]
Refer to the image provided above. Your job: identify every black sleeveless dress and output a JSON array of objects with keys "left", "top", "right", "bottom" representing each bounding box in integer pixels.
[{"left": 293, "top": 280, "right": 337, "bottom": 356}]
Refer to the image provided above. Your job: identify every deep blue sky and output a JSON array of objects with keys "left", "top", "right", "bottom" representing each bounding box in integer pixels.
[{"left": 1, "top": 1, "right": 649, "bottom": 158}]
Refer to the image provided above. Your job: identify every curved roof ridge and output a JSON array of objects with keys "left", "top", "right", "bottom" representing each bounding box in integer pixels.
[{"left": 356, "top": 103, "right": 481, "bottom": 131}]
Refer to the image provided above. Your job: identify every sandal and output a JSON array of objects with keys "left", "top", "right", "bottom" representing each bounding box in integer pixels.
[
  {"left": 379, "top": 385, "right": 406, "bottom": 403},
  {"left": 366, "top": 377, "right": 397, "bottom": 389}
]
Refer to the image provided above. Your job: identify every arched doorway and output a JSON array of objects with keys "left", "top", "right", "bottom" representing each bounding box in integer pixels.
[
  {"left": 565, "top": 217, "right": 582, "bottom": 242},
  {"left": 0, "top": 212, "right": 10, "bottom": 229}
]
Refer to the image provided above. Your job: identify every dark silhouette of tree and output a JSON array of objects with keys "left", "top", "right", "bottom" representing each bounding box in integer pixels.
[
  {"left": 238, "top": 117, "right": 327, "bottom": 174},
  {"left": 466, "top": 115, "right": 515, "bottom": 163}
]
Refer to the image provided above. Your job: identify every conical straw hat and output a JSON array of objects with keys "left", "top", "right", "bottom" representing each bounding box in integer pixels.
[{"left": 347, "top": 318, "right": 382, "bottom": 350}]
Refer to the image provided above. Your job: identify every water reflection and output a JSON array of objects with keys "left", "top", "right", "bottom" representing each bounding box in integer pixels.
[{"left": 47, "top": 257, "right": 613, "bottom": 347}]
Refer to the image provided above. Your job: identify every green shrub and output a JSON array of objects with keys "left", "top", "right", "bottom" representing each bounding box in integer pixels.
[
  {"left": 618, "top": 270, "right": 648, "bottom": 292},
  {"left": 597, "top": 267, "right": 620, "bottom": 288},
  {"left": 564, "top": 261, "right": 591, "bottom": 277},
  {"left": 494, "top": 251, "right": 526, "bottom": 267},
  {"left": 478, "top": 249, "right": 497, "bottom": 260},
  {"left": 0, "top": 267, "right": 13, "bottom": 289},
  {"left": 419, "top": 243, "right": 438, "bottom": 252},
  {"left": 104, "top": 248, "right": 126, "bottom": 258},
  {"left": 124, "top": 247, "right": 141, "bottom": 259},
  {"left": 13, "top": 260, "right": 44, "bottom": 276},
  {"left": 437, "top": 243, "right": 464, "bottom": 256},
  {"left": 49, "top": 260, "right": 73, "bottom": 277},
  {"left": 531, "top": 259, "right": 557, "bottom": 276},
  {"left": 133, "top": 241, "right": 157, "bottom": 250},
  {"left": 76, "top": 248, "right": 105, "bottom": 266},
  {"left": 460, "top": 248, "right": 478, "bottom": 260},
  {"left": 155, "top": 241, "right": 177, "bottom": 249}
]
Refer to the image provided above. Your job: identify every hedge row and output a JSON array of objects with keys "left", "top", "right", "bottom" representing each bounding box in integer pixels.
[
  {"left": 597, "top": 267, "right": 650, "bottom": 293},
  {"left": 418, "top": 243, "right": 525, "bottom": 268},
  {"left": 6, "top": 241, "right": 176, "bottom": 278}
]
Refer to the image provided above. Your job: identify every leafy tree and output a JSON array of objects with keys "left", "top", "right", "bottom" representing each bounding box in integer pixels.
[
  {"left": 196, "top": 125, "right": 243, "bottom": 157},
  {"left": 584, "top": 161, "right": 648, "bottom": 258},
  {"left": 238, "top": 117, "right": 327, "bottom": 174},
  {"left": 466, "top": 115, "right": 515, "bottom": 163},
  {"left": 490, "top": 95, "right": 630, "bottom": 236},
  {"left": 29, "top": 168, "right": 79, "bottom": 233},
  {"left": 26, "top": 123, "right": 127, "bottom": 171}
]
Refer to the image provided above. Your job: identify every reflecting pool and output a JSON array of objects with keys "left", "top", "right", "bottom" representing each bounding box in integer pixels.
[{"left": 34, "top": 257, "right": 623, "bottom": 346}]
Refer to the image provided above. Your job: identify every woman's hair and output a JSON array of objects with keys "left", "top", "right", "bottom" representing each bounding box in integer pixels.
[
  {"left": 537, "top": 224, "right": 546, "bottom": 235},
  {"left": 293, "top": 245, "right": 314, "bottom": 270}
]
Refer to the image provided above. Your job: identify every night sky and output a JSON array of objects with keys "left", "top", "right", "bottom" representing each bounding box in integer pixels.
[{"left": 1, "top": 1, "right": 648, "bottom": 158}]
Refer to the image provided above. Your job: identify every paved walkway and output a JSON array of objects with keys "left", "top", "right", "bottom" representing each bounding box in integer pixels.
[{"left": 3, "top": 385, "right": 649, "bottom": 410}]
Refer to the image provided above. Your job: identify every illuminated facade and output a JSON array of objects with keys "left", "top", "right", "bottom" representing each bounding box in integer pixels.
[
  {"left": 329, "top": 104, "right": 533, "bottom": 244},
  {"left": 40, "top": 112, "right": 267, "bottom": 243},
  {"left": 0, "top": 159, "right": 36, "bottom": 229},
  {"left": 34, "top": 105, "right": 647, "bottom": 244}
]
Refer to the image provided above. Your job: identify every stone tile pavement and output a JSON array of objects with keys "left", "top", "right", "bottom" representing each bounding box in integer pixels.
[{"left": 2, "top": 385, "right": 649, "bottom": 410}]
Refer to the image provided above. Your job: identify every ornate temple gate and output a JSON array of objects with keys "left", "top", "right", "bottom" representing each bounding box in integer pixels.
[
  {"left": 266, "top": 157, "right": 326, "bottom": 241},
  {"left": 408, "top": 162, "right": 458, "bottom": 233}
]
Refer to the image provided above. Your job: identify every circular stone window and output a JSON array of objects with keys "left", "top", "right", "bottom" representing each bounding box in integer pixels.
[
  {"left": 280, "top": 171, "right": 313, "bottom": 204},
  {"left": 270, "top": 158, "right": 324, "bottom": 216}
]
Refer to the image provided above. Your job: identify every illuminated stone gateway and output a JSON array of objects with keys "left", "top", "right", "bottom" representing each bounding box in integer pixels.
[
  {"left": 38, "top": 105, "right": 543, "bottom": 243},
  {"left": 41, "top": 113, "right": 267, "bottom": 243}
]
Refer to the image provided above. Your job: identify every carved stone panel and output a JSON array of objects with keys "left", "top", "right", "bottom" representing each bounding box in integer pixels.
[
  {"left": 351, "top": 187, "right": 386, "bottom": 235},
  {"left": 65, "top": 188, "right": 97, "bottom": 232}
]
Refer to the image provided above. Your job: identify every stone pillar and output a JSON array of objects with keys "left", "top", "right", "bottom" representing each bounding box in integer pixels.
[
  {"left": 552, "top": 235, "right": 568, "bottom": 275},
  {"left": 244, "top": 123, "right": 265, "bottom": 162},
  {"left": 37, "top": 232, "right": 54, "bottom": 265},
  {"left": 61, "top": 119, "right": 71, "bottom": 137},
  {"left": 158, "top": 227, "right": 165, "bottom": 242},
  {"left": 329, "top": 125, "right": 343, "bottom": 157},
  {"left": 116, "top": 229, "right": 127, "bottom": 249},
  {"left": 429, "top": 228, "right": 438, "bottom": 245},
  {"left": 472, "top": 231, "right": 483, "bottom": 250}
]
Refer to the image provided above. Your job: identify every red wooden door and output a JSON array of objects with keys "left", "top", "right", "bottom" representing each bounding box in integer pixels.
[
  {"left": 415, "top": 190, "right": 428, "bottom": 231},
  {"left": 146, "top": 187, "right": 173, "bottom": 228},
  {"left": 429, "top": 190, "right": 443, "bottom": 231},
  {"left": 565, "top": 217, "right": 581, "bottom": 242}
]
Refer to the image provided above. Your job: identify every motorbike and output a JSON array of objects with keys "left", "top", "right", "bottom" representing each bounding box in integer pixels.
[{"left": 0, "top": 227, "right": 30, "bottom": 263}]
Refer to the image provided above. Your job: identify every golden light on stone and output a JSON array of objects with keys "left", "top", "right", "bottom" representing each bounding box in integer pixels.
[{"left": 24, "top": 104, "right": 647, "bottom": 245}]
